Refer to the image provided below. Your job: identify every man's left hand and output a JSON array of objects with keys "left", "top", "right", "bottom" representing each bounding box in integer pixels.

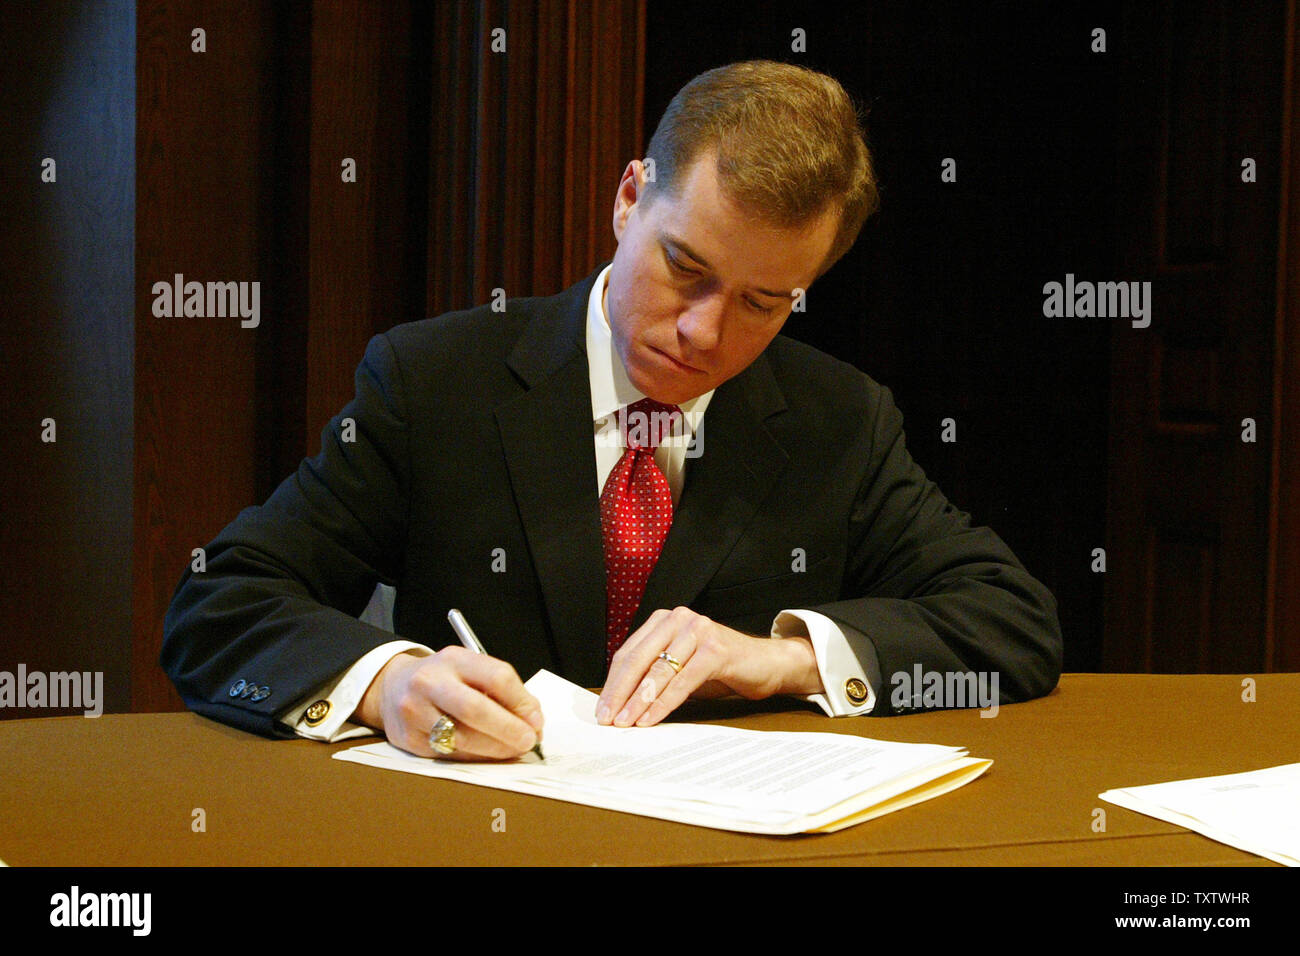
[{"left": 596, "top": 606, "right": 824, "bottom": 727}]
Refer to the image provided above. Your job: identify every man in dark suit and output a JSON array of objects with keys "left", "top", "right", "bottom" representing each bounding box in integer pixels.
[{"left": 162, "top": 61, "right": 1062, "bottom": 761}]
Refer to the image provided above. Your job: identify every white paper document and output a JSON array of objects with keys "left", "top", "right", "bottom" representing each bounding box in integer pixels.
[
  {"left": 334, "top": 670, "right": 991, "bottom": 834},
  {"left": 1100, "top": 762, "right": 1300, "bottom": 866}
]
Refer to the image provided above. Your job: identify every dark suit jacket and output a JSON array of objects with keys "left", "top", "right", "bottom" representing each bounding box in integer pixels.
[{"left": 161, "top": 264, "right": 1062, "bottom": 737}]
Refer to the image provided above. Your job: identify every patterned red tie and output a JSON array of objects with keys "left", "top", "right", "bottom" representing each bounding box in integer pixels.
[{"left": 601, "top": 398, "right": 681, "bottom": 665}]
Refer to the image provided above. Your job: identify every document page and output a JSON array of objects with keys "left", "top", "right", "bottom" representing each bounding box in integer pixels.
[
  {"left": 1100, "top": 762, "right": 1300, "bottom": 866},
  {"left": 335, "top": 670, "right": 990, "bottom": 834}
]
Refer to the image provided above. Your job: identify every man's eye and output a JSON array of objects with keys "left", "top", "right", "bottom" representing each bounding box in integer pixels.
[
  {"left": 747, "top": 298, "right": 775, "bottom": 315},
  {"left": 666, "top": 254, "right": 697, "bottom": 275}
]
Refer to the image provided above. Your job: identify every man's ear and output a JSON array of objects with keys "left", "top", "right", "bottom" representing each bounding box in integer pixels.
[{"left": 612, "top": 160, "right": 647, "bottom": 242}]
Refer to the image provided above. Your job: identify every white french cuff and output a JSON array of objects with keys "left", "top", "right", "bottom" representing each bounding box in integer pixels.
[
  {"left": 771, "top": 609, "right": 875, "bottom": 716},
  {"left": 286, "top": 640, "right": 435, "bottom": 741}
]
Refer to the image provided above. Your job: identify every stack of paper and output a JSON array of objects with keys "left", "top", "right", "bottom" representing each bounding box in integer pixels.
[
  {"left": 335, "top": 670, "right": 990, "bottom": 834},
  {"left": 1101, "top": 763, "right": 1300, "bottom": 866}
]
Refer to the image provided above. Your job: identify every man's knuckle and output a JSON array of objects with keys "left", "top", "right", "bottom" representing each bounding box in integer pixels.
[
  {"left": 409, "top": 664, "right": 440, "bottom": 695},
  {"left": 421, "top": 667, "right": 454, "bottom": 700},
  {"left": 484, "top": 663, "right": 517, "bottom": 697},
  {"left": 396, "top": 694, "right": 424, "bottom": 726}
]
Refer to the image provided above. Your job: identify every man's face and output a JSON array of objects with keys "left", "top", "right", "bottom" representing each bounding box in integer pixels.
[{"left": 604, "top": 152, "right": 839, "bottom": 406}]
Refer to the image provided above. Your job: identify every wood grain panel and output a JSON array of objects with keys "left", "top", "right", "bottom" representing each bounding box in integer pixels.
[
  {"left": 1160, "top": 0, "right": 1228, "bottom": 265},
  {"left": 1153, "top": 339, "right": 1220, "bottom": 431},
  {"left": 1105, "top": 0, "right": 1281, "bottom": 674},
  {"left": 305, "top": 1, "right": 417, "bottom": 442},
  {"left": 1269, "top": 0, "right": 1300, "bottom": 671},
  {"left": 532, "top": 0, "right": 569, "bottom": 290},
  {"left": 0, "top": 1, "right": 135, "bottom": 717},
  {"left": 502, "top": 0, "right": 539, "bottom": 291},
  {"left": 428, "top": 2, "right": 478, "bottom": 315},
  {"left": 132, "top": 0, "right": 648, "bottom": 713},
  {"left": 134, "top": 1, "right": 280, "bottom": 712},
  {"left": 1145, "top": 530, "right": 1216, "bottom": 672}
]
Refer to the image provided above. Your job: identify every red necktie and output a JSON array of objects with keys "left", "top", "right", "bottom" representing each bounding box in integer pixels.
[{"left": 601, "top": 398, "right": 681, "bottom": 665}]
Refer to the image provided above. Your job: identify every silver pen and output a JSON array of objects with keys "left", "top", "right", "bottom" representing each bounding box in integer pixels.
[{"left": 446, "top": 608, "right": 545, "bottom": 761}]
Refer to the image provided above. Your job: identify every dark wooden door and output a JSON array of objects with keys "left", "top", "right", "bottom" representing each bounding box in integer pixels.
[{"left": 1104, "top": 0, "right": 1284, "bottom": 672}]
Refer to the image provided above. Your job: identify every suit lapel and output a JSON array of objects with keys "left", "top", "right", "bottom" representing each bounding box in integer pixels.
[
  {"left": 633, "top": 352, "right": 790, "bottom": 631},
  {"left": 495, "top": 269, "right": 608, "bottom": 687}
]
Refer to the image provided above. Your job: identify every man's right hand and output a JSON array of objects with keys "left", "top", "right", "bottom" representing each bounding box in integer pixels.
[{"left": 354, "top": 648, "right": 543, "bottom": 761}]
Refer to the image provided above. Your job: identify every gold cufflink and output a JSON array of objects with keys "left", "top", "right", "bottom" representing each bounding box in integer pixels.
[
  {"left": 304, "top": 699, "right": 331, "bottom": 726},
  {"left": 844, "top": 678, "right": 869, "bottom": 705}
]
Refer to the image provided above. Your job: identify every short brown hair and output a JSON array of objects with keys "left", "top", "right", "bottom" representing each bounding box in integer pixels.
[{"left": 643, "top": 60, "right": 879, "bottom": 274}]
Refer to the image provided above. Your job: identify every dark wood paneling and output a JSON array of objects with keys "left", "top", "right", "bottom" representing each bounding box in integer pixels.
[
  {"left": 133, "top": 0, "right": 646, "bottom": 711},
  {"left": 0, "top": 1, "right": 135, "bottom": 718},
  {"left": 257, "top": 2, "right": 311, "bottom": 490},
  {"left": 428, "top": 2, "right": 478, "bottom": 315},
  {"left": 1105, "top": 0, "right": 1282, "bottom": 673},
  {"left": 502, "top": 0, "right": 539, "bottom": 290},
  {"left": 532, "top": 0, "right": 570, "bottom": 290},
  {"left": 305, "top": 1, "right": 418, "bottom": 435},
  {"left": 1153, "top": 339, "right": 1220, "bottom": 432},
  {"left": 1145, "top": 530, "right": 1216, "bottom": 672},
  {"left": 1270, "top": 1, "right": 1300, "bottom": 671},
  {"left": 134, "top": 1, "right": 281, "bottom": 712},
  {"left": 1162, "top": 0, "right": 1228, "bottom": 264}
]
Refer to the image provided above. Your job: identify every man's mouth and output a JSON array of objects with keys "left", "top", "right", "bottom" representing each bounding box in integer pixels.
[{"left": 648, "top": 345, "right": 704, "bottom": 374}]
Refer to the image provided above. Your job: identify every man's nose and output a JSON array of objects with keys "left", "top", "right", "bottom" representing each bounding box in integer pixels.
[{"left": 676, "top": 293, "right": 726, "bottom": 351}]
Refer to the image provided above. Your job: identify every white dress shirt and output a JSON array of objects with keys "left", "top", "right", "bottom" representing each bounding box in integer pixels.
[{"left": 290, "top": 264, "right": 874, "bottom": 740}]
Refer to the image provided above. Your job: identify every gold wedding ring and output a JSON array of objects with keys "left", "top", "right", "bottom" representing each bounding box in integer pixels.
[{"left": 657, "top": 651, "right": 683, "bottom": 673}]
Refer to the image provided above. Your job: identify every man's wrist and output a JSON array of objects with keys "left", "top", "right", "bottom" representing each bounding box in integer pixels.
[
  {"left": 774, "top": 634, "right": 823, "bottom": 697},
  {"left": 355, "top": 650, "right": 418, "bottom": 731},
  {"left": 771, "top": 609, "right": 876, "bottom": 716}
]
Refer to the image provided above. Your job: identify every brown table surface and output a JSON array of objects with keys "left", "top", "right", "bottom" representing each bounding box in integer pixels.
[{"left": 0, "top": 673, "right": 1295, "bottom": 866}]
